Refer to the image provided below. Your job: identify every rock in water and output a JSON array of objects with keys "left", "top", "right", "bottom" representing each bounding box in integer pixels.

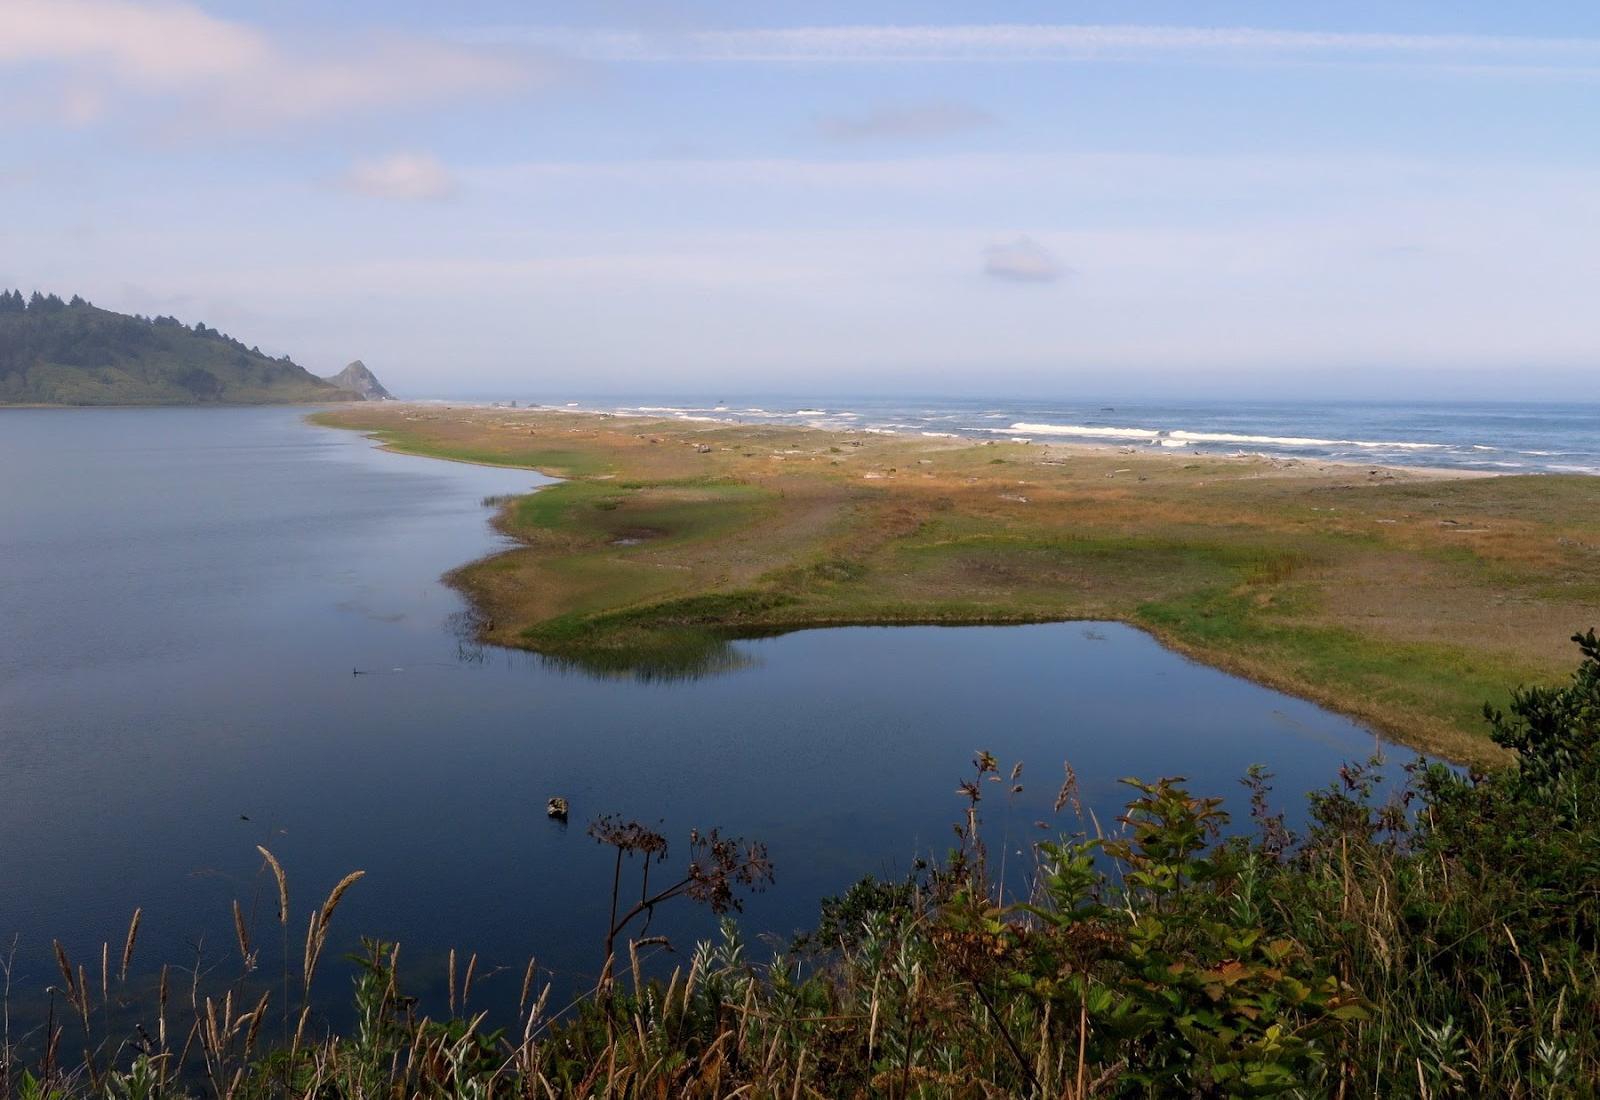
[{"left": 323, "top": 360, "right": 392, "bottom": 401}]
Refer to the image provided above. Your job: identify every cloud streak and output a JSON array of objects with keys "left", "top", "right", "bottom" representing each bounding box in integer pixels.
[
  {"left": 474, "top": 22, "right": 1600, "bottom": 74},
  {"left": 0, "top": 0, "right": 265, "bottom": 83},
  {"left": 0, "top": 0, "right": 546, "bottom": 131}
]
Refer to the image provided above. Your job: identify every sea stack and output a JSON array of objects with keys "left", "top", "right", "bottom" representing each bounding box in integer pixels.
[{"left": 324, "top": 360, "right": 392, "bottom": 401}]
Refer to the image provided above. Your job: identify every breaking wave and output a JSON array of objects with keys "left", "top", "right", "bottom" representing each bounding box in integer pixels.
[{"left": 997, "top": 423, "right": 1446, "bottom": 451}]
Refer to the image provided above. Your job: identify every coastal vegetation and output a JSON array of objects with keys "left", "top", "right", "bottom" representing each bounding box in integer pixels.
[
  {"left": 5, "top": 632, "right": 1598, "bottom": 1097},
  {"left": 0, "top": 291, "right": 366, "bottom": 406},
  {"left": 314, "top": 405, "right": 1600, "bottom": 765}
]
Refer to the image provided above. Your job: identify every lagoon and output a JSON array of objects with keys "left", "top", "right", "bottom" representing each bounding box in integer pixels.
[{"left": 0, "top": 407, "right": 1410, "bottom": 1012}]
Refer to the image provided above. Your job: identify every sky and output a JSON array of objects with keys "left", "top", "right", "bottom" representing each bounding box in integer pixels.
[{"left": 2, "top": 1, "right": 1599, "bottom": 400}]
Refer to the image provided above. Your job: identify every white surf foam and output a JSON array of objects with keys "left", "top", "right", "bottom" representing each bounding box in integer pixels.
[
  {"left": 999, "top": 423, "right": 1162, "bottom": 441},
  {"left": 993, "top": 423, "right": 1451, "bottom": 451},
  {"left": 1170, "top": 430, "right": 1444, "bottom": 450}
]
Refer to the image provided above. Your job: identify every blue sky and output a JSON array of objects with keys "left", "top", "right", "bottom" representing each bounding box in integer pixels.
[{"left": 3, "top": 2, "right": 1598, "bottom": 399}]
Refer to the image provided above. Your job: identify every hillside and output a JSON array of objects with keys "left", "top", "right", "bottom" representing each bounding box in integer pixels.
[{"left": 0, "top": 290, "right": 364, "bottom": 406}]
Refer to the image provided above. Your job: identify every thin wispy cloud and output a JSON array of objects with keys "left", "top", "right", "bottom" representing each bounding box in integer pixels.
[
  {"left": 0, "top": 0, "right": 265, "bottom": 83},
  {"left": 0, "top": 0, "right": 547, "bottom": 131},
  {"left": 471, "top": 22, "right": 1600, "bottom": 74},
  {"left": 338, "top": 153, "right": 458, "bottom": 201},
  {"left": 469, "top": 149, "right": 1501, "bottom": 202},
  {"left": 817, "top": 102, "right": 995, "bottom": 142}
]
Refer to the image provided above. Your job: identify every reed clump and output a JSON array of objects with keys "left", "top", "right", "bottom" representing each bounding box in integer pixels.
[{"left": 4, "top": 632, "right": 1599, "bottom": 1098}]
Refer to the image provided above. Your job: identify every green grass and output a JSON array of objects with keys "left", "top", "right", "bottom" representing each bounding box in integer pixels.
[
  {"left": 520, "top": 591, "right": 799, "bottom": 677},
  {"left": 498, "top": 477, "right": 771, "bottom": 546},
  {"left": 1135, "top": 586, "right": 1535, "bottom": 751},
  {"left": 387, "top": 437, "right": 615, "bottom": 477},
  {"left": 507, "top": 480, "right": 629, "bottom": 531}
]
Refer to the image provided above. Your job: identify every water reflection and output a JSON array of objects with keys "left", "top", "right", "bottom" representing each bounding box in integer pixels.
[{"left": 529, "top": 635, "right": 760, "bottom": 682}]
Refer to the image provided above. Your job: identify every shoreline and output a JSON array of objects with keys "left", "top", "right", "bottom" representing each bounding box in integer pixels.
[
  {"left": 414, "top": 394, "right": 1594, "bottom": 475},
  {"left": 371, "top": 400, "right": 1501, "bottom": 481},
  {"left": 314, "top": 403, "right": 1600, "bottom": 767}
]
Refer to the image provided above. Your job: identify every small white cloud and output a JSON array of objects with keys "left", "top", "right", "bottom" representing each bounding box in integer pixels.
[
  {"left": 339, "top": 153, "right": 457, "bottom": 201},
  {"left": 819, "top": 102, "right": 995, "bottom": 142},
  {"left": 984, "top": 237, "right": 1063, "bottom": 283}
]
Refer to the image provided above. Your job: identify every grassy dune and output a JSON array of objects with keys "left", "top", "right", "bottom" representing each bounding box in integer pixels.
[{"left": 313, "top": 404, "right": 1600, "bottom": 764}]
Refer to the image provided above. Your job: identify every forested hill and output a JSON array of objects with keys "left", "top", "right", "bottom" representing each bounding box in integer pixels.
[{"left": 0, "top": 290, "right": 364, "bottom": 406}]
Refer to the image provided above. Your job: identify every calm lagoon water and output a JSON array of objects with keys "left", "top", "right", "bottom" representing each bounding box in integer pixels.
[{"left": 0, "top": 408, "right": 1411, "bottom": 1014}]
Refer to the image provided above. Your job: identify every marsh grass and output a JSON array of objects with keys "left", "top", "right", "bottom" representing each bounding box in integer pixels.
[{"left": 313, "top": 405, "right": 1600, "bottom": 764}]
